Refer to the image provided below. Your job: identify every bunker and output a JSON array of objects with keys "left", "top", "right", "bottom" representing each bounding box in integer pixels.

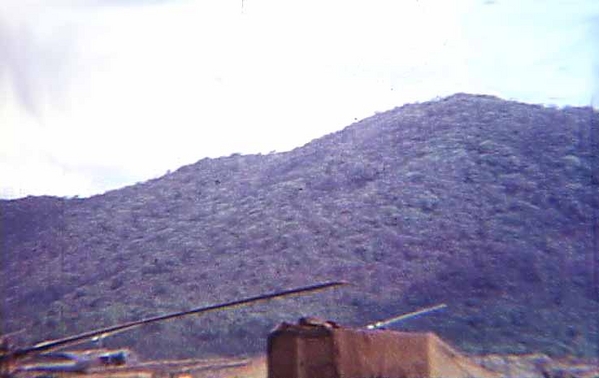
[{"left": 267, "top": 319, "right": 499, "bottom": 378}]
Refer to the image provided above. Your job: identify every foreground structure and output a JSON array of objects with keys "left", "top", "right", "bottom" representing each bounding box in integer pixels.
[{"left": 267, "top": 319, "right": 599, "bottom": 378}]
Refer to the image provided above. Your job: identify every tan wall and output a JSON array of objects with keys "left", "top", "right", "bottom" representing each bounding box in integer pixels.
[
  {"left": 268, "top": 323, "right": 500, "bottom": 378},
  {"left": 268, "top": 326, "right": 336, "bottom": 378},
  {"left": 333, "top": 329, "right": 430, "bottom": 378},
  {"left": 268, "top": 332, "right": 299, "bottom": 378}
]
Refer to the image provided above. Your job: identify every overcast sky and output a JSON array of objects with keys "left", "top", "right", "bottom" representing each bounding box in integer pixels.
[{"left": 1, "top": 0, "right": 598, "bottom": 199}]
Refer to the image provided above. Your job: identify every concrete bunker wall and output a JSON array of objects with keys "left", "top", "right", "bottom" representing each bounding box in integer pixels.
[{"left": 268, "top": 323, "right": 499, "bottom": 378}]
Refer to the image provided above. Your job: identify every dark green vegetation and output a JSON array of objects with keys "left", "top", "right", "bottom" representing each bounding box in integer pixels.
[{"left": 1, "top": 94, "right": 598, "bottom": 359}]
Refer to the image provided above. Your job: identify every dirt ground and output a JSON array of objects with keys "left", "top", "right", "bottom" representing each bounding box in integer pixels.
[
  {"left": 199, "top": 354, "right": 599, "bottom": 378},
  {"left": 191, "top": 356, "right": 266, "bottom": 378},
  {"left": 11, "top": 352, "right": 598, "bottom": 378}
]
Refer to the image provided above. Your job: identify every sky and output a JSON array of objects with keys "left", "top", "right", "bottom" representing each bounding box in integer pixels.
[{"left": 1, "top": 0, "right": 598, "bottom": 199}]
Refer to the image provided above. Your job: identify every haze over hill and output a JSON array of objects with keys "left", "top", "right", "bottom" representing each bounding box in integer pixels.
[{"left": 1, "top": 94, "right": 598, "bottom": 359}]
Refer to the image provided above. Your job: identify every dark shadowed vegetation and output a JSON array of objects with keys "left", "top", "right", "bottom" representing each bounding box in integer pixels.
[{"left": 1, "top": 94, "right": 597, "bottom": 359}]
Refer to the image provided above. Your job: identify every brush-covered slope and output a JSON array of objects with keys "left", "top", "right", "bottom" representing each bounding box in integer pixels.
[{"left": 1, "top": 94, "right": 598, "bottom": 359}]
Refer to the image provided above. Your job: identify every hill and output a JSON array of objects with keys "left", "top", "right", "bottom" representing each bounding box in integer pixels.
[{"left": 1, "top": 94, "right": 598, "bottom": 359}]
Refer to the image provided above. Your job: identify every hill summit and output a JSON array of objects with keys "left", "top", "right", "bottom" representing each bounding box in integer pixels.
[{"left": 1, "top": 94, "right": 598, "bottom": 358}]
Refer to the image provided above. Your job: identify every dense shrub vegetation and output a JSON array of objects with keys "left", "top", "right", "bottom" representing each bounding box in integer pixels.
[{"left": 1, "top": 94, "right": 597, "bottom": 359}]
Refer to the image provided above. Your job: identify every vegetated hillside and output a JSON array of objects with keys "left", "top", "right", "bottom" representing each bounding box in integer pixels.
[{"left": 1, "top": 94, "right": 597, "bottom": 359}]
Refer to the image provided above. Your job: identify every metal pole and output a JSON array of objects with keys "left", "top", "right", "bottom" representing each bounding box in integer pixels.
[
  {"left": 365, "top": 303, "right": 447, "bottom": 330},
  {"left": 3, "top": 281, "right": 347, "bottom": 362}
]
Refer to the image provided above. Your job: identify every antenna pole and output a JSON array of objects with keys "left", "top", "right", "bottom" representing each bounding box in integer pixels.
[
  {"left": 2, "top": 281, "right": 346, "bottom": 363},
  {"left": 365, "top": 303, "right": 447, "bottom": 330}
]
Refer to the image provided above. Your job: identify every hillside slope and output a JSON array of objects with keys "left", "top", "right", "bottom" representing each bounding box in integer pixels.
[{"left": 1, "top": 94, "right": 598, "bottom": 358}]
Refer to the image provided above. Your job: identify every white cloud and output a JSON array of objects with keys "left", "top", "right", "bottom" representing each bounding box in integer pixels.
[{"left": 1, "top": 0, "right": 597, "bottom": 199}]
